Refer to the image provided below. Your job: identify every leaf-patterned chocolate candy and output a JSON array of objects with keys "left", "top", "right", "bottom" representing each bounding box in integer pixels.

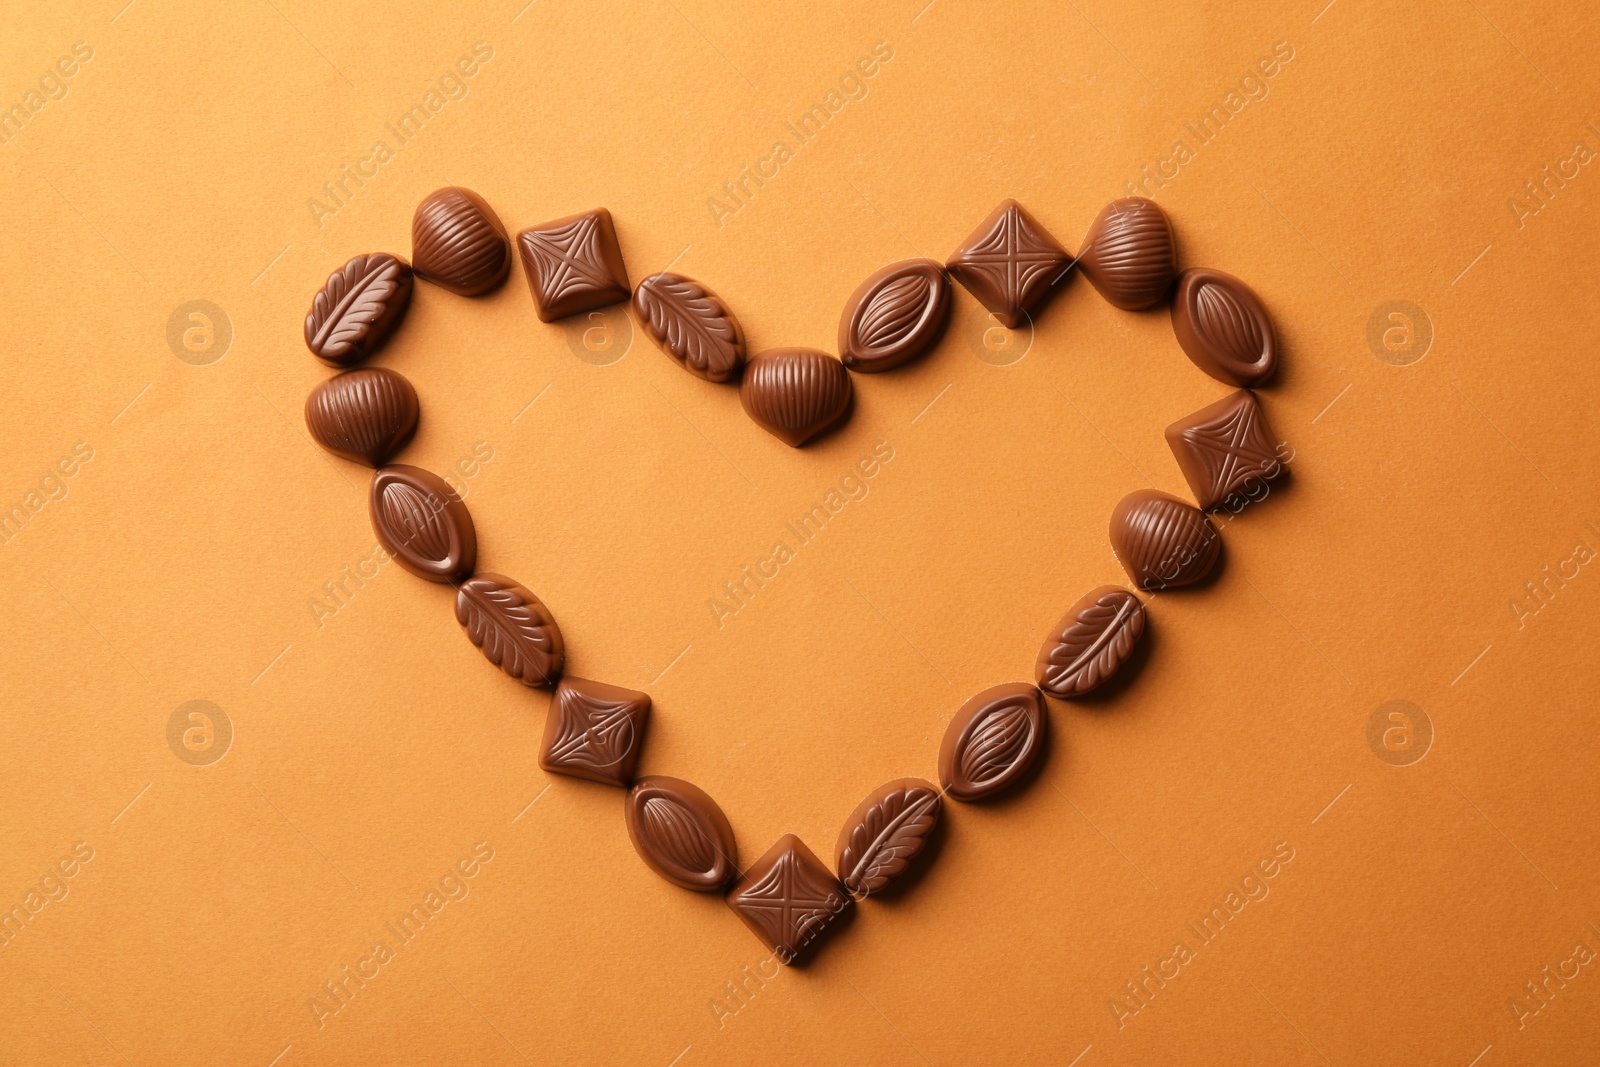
[
  {"left": 304, "top": 253, "right": 414, "bottom": 366},
  {"left": 937, "top": 682, "right": 1047, "bottom": 802},
  {"left": 1170, "top": 268, "right": 1277, "bottom": 387},
  {"left": 304, "top": 368, "right": 419, "bottom": 467},
  {"left": 454, "top": 573, "right": 564, "bottom": 686},
  {"left": 539, "top": 676, "right": 648, "bottom": 785},
  {"left": 837, "top": 259, "right": 950, "bottom": 372},
  {"left": 632, "top": 272, "right": 745, "bottom": 382},
  {"left": 835, "top": 777, "right": 942, "bottom": 897},
  {"left": 1035, "top": 586, "right": 1146, "bottom": 699},
  {"left": 625, "top": 776, "right": 738, "bottom": 891},
  {"left": 412, "top": 187, "right": 511, "bottom": 297},
  {"left": 1076, "top": 198, "right": 1177, "bottom": 311},
  {"left": 739, "top": 348, "right": 853, "bottom": 447},
  {"left": 370, "top": 465, "right": 476, "bottom": 582},
  {"left": 1109, "top": 489, "right": 1221, "bottom": 590}
]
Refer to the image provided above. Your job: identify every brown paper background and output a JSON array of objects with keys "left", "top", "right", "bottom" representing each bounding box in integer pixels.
[{"left": 3, "top": 1, "right": 1599, "bottom": 1064}]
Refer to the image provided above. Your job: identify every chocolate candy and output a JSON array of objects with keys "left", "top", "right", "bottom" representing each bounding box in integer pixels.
[
  {"left": 1076, "top": 198, "right": 1176, "bottom": 311},
  {"left": 517, "top": 208, "right": 631, "bottom": 322},
  {"left": 370, "top": 464, "right": 476, "bottom": 583},
  {"left": 946, "top": 199, "right": 1071, "bottom": 328},
  {"left": 455, "top": 573, "right": 564, "bottom": 685},
  {"left": 1166, "top": 390, "right": 1285, "bottom": 511},
  {"left": 412, "top": 187, "right": 512, "bottom": 297},
  {"left": 739, "top": 348, "right": 853, "bottom": 447},
  {"left": 726, "top": 834, "right": 851, "bottom": 964},
  {"left": 304, "top": 253, "right": 414, "bottom": 366},
  {"left": 304, "top": 367, "right": 418, "bottom": 467},
  {"left": 1035, "top": 586, "right": 1146, "bottom": 699},
  {"left": 539, "top": 676, "right": 649, "bottom": 786},
  {"left": 837, "top": 259, "right": 951, "bottom": 372},
  {"left": 835, "top": 778, "right": 942, "bottom": 898},
  {"left": 1109, "top": 489, "right": 1221, "bottom": 590},
  {"left": 937, "top": 683, "right": 1047, "bottom": 801},
  {"left": 632, "top": 272, "right": 744, "bottom": 382},
  {"left": 625, "top": 775, "right": 738, "bottom": 891},
  {"left": 1170, "top": 268, "right": 1277, "bottom": 387}
]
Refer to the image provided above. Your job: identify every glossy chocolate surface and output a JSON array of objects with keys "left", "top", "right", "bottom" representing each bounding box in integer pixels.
[
  {"left": 304, "top": 253, "right": 414, "bottom": 366},
  {"left": 455, "top": 573, "right": 564, "bottom": 686},
  {"left": 304, "top": 367, "right": 418, "bottom": 467},
  {"left": 1166, "top": 389, "right": 1285, "bottom": 511},
  {"left": 726, "top": 834, "right": 851, "bottom": 964},
  {"left": 835, "top": 777, "right": 942, "bottom": 898},
  {"left": 1109, "top": 489, "right": 1221, "bottom": 590},
  {"left": 539, "top": 676, "right": 649, "bottom": 786},
  {"left": 1171, "top": 268, "right": 1277, "bottom": 386},
  {"left": 837, "top": 259, "right": 950, "bottom": 372},
  {"left": 739, "top": 348, "right": 852, "bottom": 447},
  {"left": 1077, "top": 198, "right": 1176, "bottom": 311},
  {"left": 412, "top": 187, "right": 511, "bottom": 297},
  {"left": 517, "top": 208, "right": 631, "bottom": 322},
  {"left": 1035, "top": 586, "right": 1146, "bottom": 699},
  {"left": 946, "top": 199, "right": 1071, "bottom": 328},
  {"left": 370, "top": 464, "right": 477, "bottom": 583},
  {"left": 632, "top": 271, "right": 744, "bottom": 382},
  {"left": 625, "top": 775, "right": 738, "bottom": 892},
  {"left": 937, "top": 682, "right": 1047, "bottom": 801}
]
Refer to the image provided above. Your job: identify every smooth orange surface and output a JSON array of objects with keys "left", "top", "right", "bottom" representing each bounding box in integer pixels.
[{"left": 3, "top": 2, "right": 1599, "bottom": 1065}]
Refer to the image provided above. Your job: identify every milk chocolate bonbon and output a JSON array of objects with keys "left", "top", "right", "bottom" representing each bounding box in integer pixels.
[
  {"left": 726, "top": 834, "right": 851, "bottom": 964},
  {"left": 1035, "top": 586, "right": 1146, "bottom": 699},
  {"left": 632, "top": 272, "right": 745, "bottom": 382},
  {"left": 838, "top": 259, "right": 950, "bottom": 372},
  {"left": 937, "top": 683, "right": 1047, "bottom": 801},
  {"left": 946, "top": 199, "right": 1071, "bottom": 328},
  {"left": 739, "top": 348, "right": 853, "bottom": 447},
  {"left": 1109, "top": 489, "right": 1221, "bottom": 590},
  {"left": 304, "top": 253, "right": 414, "bottom": 366},
  {"left": 454, "top": 574, "right": 564, "bottom": 686},
  {"left": 625, "top": 776, "right": 738, "bottom": 891},
  {"left": 1165, "top": 389, "right": 1285, "bottom": 512},
  {"left": 412, "top": 187, "right": 511, "bottom": 297},
  {"left": 304, "top": 368, "right": 418, "bottom": 467},
  {"left": 370, "top": 464, "right": 477, "bottom": 583},
  {"left": 517, "top": 208, "right": 631, "bottom": 322},
  {"left": 1170, "top": 268, "right": 1277, "bottom": 387},
  {"left": 1076, "top": 198, "right": 1176, "bottom": 311},
  {"left": 835, "top": 778, "right": 942, "bottom": 898},
  {"left": 539, "top": 676, "right": 649, "bottom": 786}
]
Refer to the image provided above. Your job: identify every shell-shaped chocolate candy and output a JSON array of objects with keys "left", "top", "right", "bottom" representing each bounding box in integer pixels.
[
  {"left": 455, "top": 573, "right": 564, "bottom": 686},
  {"left": 304, "top": 368, "right": 419, "bottom": 467},
  {"left": 1035, "top": 586, "right": 1146, "bottom": 699},
  {"left": 937, "top": 682, "right": 1047, "bottom": 802},
  {"left": 304, "top": 253, "right": 414, "bottom": 366},
  {"left": 412, "top": 187, "right": 511, "bottom": 297},
  {"left": 625, "top": 775, "right": 738, "bottom": 891},
  {"left": 835, "top": 777, "right": 942, "bottom": 897},
  {"left": 1171, "top": 268, "right": 1277, "bottom": 386},
  {"left": 838, "top": 259, "right": 950, "bottom": 372},
  {"left": 1077, "top": 198, "right": 1176, "bottom": 311},
  {"left": 632, "top": 272, "right": 745, "bottom": 382},
  {"left": 739, "top": 348, "right": 853, "bottom": 447},
  {"left": 1109, "top": 489, "right": 1221, "bottom": 590},
  {"left": 370, "top": 464, "right": 477, "bottom": 582}
]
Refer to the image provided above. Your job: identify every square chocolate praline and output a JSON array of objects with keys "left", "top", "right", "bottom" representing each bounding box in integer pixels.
[
  {"left": 517, "top": 207, "right": 631, "bottom": 322},
  {"left": 1165, "top": 389, "right": 1286, "bottom": 512},
  {"left": 946, "top": 198, "right": 1072, "bottom": 328},
  {"left": 726, "top": 834, "right": 852, "bottom": 965},
  {"left": 538, "top": 676, "right": 650, "bottom": 787}
]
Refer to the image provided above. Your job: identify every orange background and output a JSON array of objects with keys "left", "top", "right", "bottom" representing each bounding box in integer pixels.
[{"left": 3, "top": 1, "right": 1598, "bottom": 1064}]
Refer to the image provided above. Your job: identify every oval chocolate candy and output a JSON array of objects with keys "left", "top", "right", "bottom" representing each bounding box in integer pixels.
[
  {"left": 370, "top": 464, "right": 477, "bottom": 583},
  {"left": 1076, "top": 198, "right": 1176, "bottom": 311},
  {"left": 412, "top": 187, "right": 511, "bottom": 297},
  {"left": 1109, "top": 489, "right": 1221, "bottom": 590},
  {"left": 837, "top": 259, "right": 950, "bottom": 372},
  {"left": 632, "top": 271, "right": 745, "bottom": 382},
  {"left": 304, "top": 253, "right": 414, "bottom": 366},
  {"left": 1170, "top": 268, "right": 1277, "bottom": 387},
  {"left": 625, "top": 775, "right": 738, "bottom": 891},
  {"left": 1035, "top": 586, "right": 1146, "bottom": 699},
  {"left": 835, "top": 777, "right": 942, "bottom": 897},
  {"left": 455, "top": 573, "right": 564, "bottom": 686},
  {"left": 739, "top": 348, "right": 853, "bottom": 447},
  {"left": 937, "top": 682, "right": 1046, "bottom": 802},
  {"left": 304, "top": 367, "right": 419, "bottom": 467}
]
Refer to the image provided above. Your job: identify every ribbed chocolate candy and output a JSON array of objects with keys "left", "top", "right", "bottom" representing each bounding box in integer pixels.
[
  {"left": 739, "top": 348, "right": 853, "bottom": 447},
  {"left": 1109, "top": 489, "right": 1221, "bottom": 590},
  {"left": 304, "top": 367, "right": 419, "bottom": 467},
  {"left": 412, "top": 187, "right": 511, "bottom": 297}
]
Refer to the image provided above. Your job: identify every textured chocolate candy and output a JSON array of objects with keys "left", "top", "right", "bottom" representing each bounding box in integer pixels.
[
  {"left": 1166, "top": 390, "right": 1285, "bottom": 511},
  {"left": 625, "top": 776, "right": 738, "bottom": 892},
  {"left": 835, "top": 778, "right": 942, "bottom": 898},
  {"left": 937, "top": 683, "right": 1047, "bottom": 801},
  {"left": 946, "top": 199, "right": 1072, "bottom": 328},
  {"left": 304, "top": 253, "right": 414, "bottom": 366},
  {"left": 304, "top": 368, "right": 419, "bottom": 467},
  {"left": 1076, "top": 198, "right": 1177, "bottom": 311},
  {"left": 455, "top": 574, "right": 564, "bottom": 686},
  {"left": 1171, "top": 269, "right": 1277, "bottom": 386},
  {"left": 370, "top": 464, "right": 476, "bottom": 583},
  {"left": 837, "top": 259, "right": 950, "bottom": 372},
  {"left": 632, "top": 272, "right": 744, "bottom": 382},
  {"left": 1110, "top": 489, "right": 1221, "bottom": 590},
  {"left": 1035, "top": 586, "right": 1146, "bottom": 699},
  {"left": 726, "top": 834, "right": 851, "bottom": 964},
  {"left": 539, "top": 677, "right": 649, "bottom": 786},
  {"left": 739, "top": 349, "right": 853, "bottom": 447},
  {"left": 412, "top": 187, "right": 511, "bottom": 297},
  {"left": 517, "top": 208, "right": 631, "bottom": 322}
]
